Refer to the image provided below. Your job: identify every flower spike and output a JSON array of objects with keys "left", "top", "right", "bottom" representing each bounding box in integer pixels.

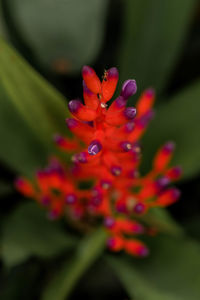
[{"left": 16, "top": 66, "right": 182, "bottom": 258}]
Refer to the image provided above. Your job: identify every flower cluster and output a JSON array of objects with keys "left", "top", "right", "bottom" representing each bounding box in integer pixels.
[{"left": 16, "top": 66, "right": 181, "bottom": 257}]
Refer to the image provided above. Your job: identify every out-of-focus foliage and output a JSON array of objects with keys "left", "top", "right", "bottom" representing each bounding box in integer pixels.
[
  {"left": 42, "top": 229, "right": 107, "bottom": 300},
  {"left": 118, "top": 0, "right": 197, "bottom": 95},
  {"left": 0, "top": 38, "right": 68, "bottom": 175},
  {"left": 2, "top": 203, "right": 76, "bottom": 268},
  {"left": 0, "top": 0, "right": 200, "bottom": 299},
  {"left": 3, "top": 0, "right": 108, "bottom": 73},
  {"left": 142, "top": 80, "right": 200, "bottom": 179},
  {"left": 108, "top": 235, "right": 200, "bottom": 300}
]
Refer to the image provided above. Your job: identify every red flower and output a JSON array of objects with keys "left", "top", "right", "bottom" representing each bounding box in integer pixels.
[{"left": 15, "top": 66, "right": 182, "bottom": 257}]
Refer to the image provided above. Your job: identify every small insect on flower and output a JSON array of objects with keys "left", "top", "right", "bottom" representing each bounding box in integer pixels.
[{"left": 15, "top": 66, "right": 182, "bottom": 257}]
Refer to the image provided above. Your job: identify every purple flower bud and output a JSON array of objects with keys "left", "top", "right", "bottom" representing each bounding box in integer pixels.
[
  {"left": 125, "top": 122, "right": 135, "bottom": 133},
  {"left": 100, "top": 179, "right": 112, "bottom": 189},
  {"left": 138, "top": 110, "right": 154, "bottom": 128},
  {"left": 124, "top": 107, "right": 137, "bottom": 120},
  {"left": 127, "top": 169, "right": 139, "bottom": 179},
  {"left": 66, "top": 118, "right": 78, "bottom": 129},
  {"left": 145, "top": 88, "right": 155, "bottom": 98},
  {"left": 163, "top": 142, "right": 175, "bottom": 154},
  {"left": 107, "top": 67, "right": 119, "bottom": 80},
  {"left": 73, "top": 152, "right": 87, "bottom": 163},
  {"left": 82, "top": 80, "right": 92, "bottom": 95},
  {"left": 47, "top": 210, "right": 60, "bottom": 220},
  {"left": 53, "top": 134, "right": 64, "bottom": 145},
  {"left": 68, "top": 100, "right": 81, "bottom": 113},
  {"left": 133, "top": 203, "right": 146, "bottom": 214},
  {"left": 121, "top": 79, "right": 137, "bottom": 100},
  {"left": 138, "top": 246, "right": 149, "bottom": 257},
  {"left": 88, "top": 140, "right": 102, "bottom": 155},
  {"left": 115, "top": 96, "right": 127, "bottom": 108},
  {"left": 41, "top": 195, "right": 51, "bottom": 206},
  {"left": 132, "top": 223, "right": 144, "bottom": 234},
  {"left": 107, "top": 237, "right": 115, "bottom": 249},
  {"left": 120, "top": 141, "right": 132, "bottom": 152},
  {"left": 156, "top": 176, "right": 170, "bottom": 190},
  {"left": 65, "top": 193, "right": 77, "bottom": 204},
  {"left": 111, "top": 166, "right": 122, "bottom": 176},
  {"left": 171, "top": 188, "right": 181, "bottom": 200},
  {"left": 104, "top": 216, "right": 115, "bottom": 228}
]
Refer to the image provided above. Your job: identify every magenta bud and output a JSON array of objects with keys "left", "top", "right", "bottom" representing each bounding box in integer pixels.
[
  {"left": 124, "top": 107, "right": 137, "bottom": 120},
  {"left": 163, "top": 142, "right": 175, "bottom": 154},
  {"left": 100, "top": 179, "right": 112, "bottom": 189},
  {"left": 127, "top": 169, "right": 139, "bottom": 179},
  {"left": 145, "top": 88, "right": 155, "bottom": 98},
  {"left": 138, "top": 110, "right": 154, "bottom": 127},
  {"left": 132, "top": 223, "right": 144, "bottom": 234},
  {"left": 53, "top": 134, "right": 64, "bottom": 144},
  {"left": 15, "top": 178, "right": 24, "bottom": 188},
  {"left": 107, "top": 67, "right": 119, "bottom": 79},
  {"left": 170, "top": 166, "right": 182, "bottom": 178},
  {"left": 138, "top": 246, "right": 149, "bottom": 257},
  {"left": 133, "top": 203, "right": 146, "bottom": 214},
  {"left": 83, "top": 80, "right": 93, "bottom": 95},
  {"left": 66, "top": 118, "right": 78, "bottom": 129},
  {"left": 73, "top": 152, "right": 87, "bottom": 163},
  {"left": 115, "top": 96, "right": 127, "bottom": 108},
  {"left": 104, "top": 216, "right": 115, "bottom": 228},
  {"left": 91, "top": 188, "right": 102, "bottom": 206},
  {"left": 116, "top": 202, "right": 127, "bottom": 213},
  {"left": 156, "top": 176, "right": 170, "bottom": 190},
  {"left": 41, "top": 195, "right": 51, "bottom": 206},
  {"left": 65, "top": 193, "right": 77, "bottom": 204},
  {"left": 125, "top": 122, "right": 135, "bottom": 133},
  {"left": 111, "top": 165, "right": 122, "bottom": 176},
  {"left": 88, "top": 140, "right": 102, "bottom": 155},
  {"left": 120, "top": 141, "right": 132, "bottom": 152},
  {"left": 107, "top": 237, "right": 115, "bottom": 249},
  {"left": 82, "top": 65, "right": 93, "bottom": 75},
  {"left": 68, "top": 100, "right": 82, "bottom": 113},
  {"left": 171, "top": 188, "right": 181, "bottom": 200},
  {"left": 120, "top": 79, "right": 137, "bottom": 100},
  {"left": 47, "top": 210, "right": 60, "bottom": 220}
]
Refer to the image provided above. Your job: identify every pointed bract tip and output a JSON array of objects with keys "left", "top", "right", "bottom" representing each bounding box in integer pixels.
[
  {"left": 145, "top": 88, "right": 155, "bottom": 98},
  {"left": 82, "top": 65, "right": 93, "bottom": 75},
  {"left": 107, "top": 67, "right": 119, "bottom": 79},
  {"left": 163, "top": 141, "right": 175, "bottom": 153}
]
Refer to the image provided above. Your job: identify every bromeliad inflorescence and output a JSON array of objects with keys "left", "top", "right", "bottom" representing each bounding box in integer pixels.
[{"left": 16, "top": 66, "right": 182, "bottom": 257}]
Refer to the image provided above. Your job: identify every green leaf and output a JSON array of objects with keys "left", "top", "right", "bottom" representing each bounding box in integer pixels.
[
  {"left": 0, "top": 38, "right": 69, "bottom": 174},
  {"left": 42, "top": 228, "right": 107, "bottom": 300},
  {"left": 141, "top": 207, "right": 183, "bottom": 236},
  {"left": 0, "top": 262, "right": 40, "bottom": 300},
  {"left": 118, "top": 0, "right": 197, "bottom": 94},
  {"left": 1, "top": 202, "right": 76, "bottom": 268},
  {"left": 0, "top": 181, "right": 13, "bottom": 197},
  {"left": 4, "top": 0, "right": 108, "bottom": 73},
  {"left": 108, "top": 234, "right": 200, "bottom": 300},
  {"left": 141, "top": 80, "right": 200, "bottom": 179}
]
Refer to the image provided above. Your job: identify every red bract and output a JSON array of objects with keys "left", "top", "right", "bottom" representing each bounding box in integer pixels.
[{"left": 15, "top": 66, "right": 182, "bottom": 257}]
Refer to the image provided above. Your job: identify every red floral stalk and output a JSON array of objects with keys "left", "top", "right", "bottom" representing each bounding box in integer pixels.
[{"left": 15, "top": 66, "right": 182, "bottom": 257}]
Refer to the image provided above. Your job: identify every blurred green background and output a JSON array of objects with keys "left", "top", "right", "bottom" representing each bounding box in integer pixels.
[{"left": 0, "top": 0, "right": 200, "bottom": 299}]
